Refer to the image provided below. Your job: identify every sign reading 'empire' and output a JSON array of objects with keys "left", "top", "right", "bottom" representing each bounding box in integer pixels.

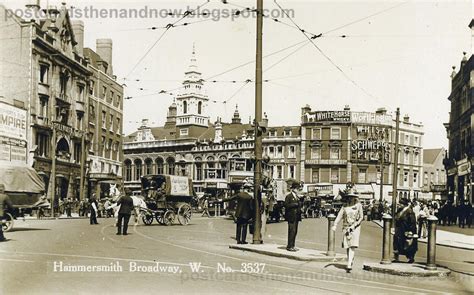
[{"left": 0, "top": 102, "right": 27, "bottom": 140}]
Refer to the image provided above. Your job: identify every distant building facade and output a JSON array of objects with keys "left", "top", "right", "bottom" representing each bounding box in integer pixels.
[
  {"left": 123, "top": 49, "right": 298, "bottom": 195},
  {"left": 0, "top": 3, "right": 122, "bottom": 204},
  {"left": 300, "top": 106, "right": 424, "bottom": 201},
  {"left": 421, "top": 148, "right": 447, "bottom": 200},
  {"left": 84, "top": 42, "right": 123, "bottom": 199},
  {"left": 444, "top": 19, "right": 474, "bottom": 204}
]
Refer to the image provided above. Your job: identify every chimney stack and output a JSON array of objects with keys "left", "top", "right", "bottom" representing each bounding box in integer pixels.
[
  {"left": 403, "top": 114, "right": 410, "bottom": 123},
  {"left": 25, "top": 0, "right": 40, "bottom": 22},
  {"left": 71, "top": 20, "right": 84, "bottom": 56},
  {"left": 301, "top": 104, "right": 311, "bottom": 116},
  {"left": 96, "top": 39, "right": 113, "bottom": 76},
  {"left": 376, "top": 107, "right": 387, "bottom": 115}
]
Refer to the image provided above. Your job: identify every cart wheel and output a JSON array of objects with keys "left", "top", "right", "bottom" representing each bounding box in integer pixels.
[
  {"left": 163, "top": 210, "right": 175, "bottom": 226},
  {"left": 142, "top": 213, "right": 154, "bottom": 225},
  {"left": 156, "top": 213, "right": 164, "bottom": 225},
  {"left": 177, "top": 203, "right": 192, "bottom": 225},
  {"left": 2, "top": 213, "right": 14, "bottom": 232}
]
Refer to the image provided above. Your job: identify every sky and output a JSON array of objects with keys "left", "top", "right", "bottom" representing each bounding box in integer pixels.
[{"left": 4, "top": 0, "right": 473, "bottom": 148}]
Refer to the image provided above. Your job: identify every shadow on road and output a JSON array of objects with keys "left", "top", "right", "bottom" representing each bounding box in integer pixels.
[
  {"left": 324, "top": 263, "right": 347, "bottom": 270},
  {"left": 9, "top": 228, "right": 51, "bottom": 232}
]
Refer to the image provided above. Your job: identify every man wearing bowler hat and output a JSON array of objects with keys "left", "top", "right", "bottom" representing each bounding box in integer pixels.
[{"left": 285, "top": 179, "right": 302, "bottom": 251}]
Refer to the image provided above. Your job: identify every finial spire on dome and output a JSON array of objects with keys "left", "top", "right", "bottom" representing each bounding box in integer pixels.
[{"left": 187, "top": 42, "right": 199, "bottom": 74}]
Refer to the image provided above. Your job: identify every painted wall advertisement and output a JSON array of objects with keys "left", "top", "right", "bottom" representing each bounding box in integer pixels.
[
  {"left": 303, "top": 111, "right": 351, "bottom": 123},
  {"left": 0, "top": 102, "right": 27, "bottom": 163}
]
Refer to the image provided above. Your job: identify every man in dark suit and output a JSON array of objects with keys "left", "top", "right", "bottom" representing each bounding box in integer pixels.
[
  {"left": 226, "top": 183, "right": 253, "bottom": 244},
  {"left": 89, "top": 194, "right": 99, "bottom": 225},
  {"left": 116, "top": 190, "right": 134, "bottom": 235},
  {"left": 0, "top": 184, "right": 13, "bottom": 242},
  {"left": 285, "top": 180, "right": 302, "bottom": 251}
]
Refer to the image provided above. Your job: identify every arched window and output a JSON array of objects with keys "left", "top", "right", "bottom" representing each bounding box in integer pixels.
[
  {"left": 56, "top": 137, "right": 70, "bottom": 160},
  {"left": 195, "top": 159, "right": 202, "bottom": 181},
  {"left": 156, "top": 157, "right": 164, "bottom": 174},
  {"left": 183, "top": 101, "right": 187, "bottom": 114},
  {"left": 134, "top": 159, "right": 142, "bottom": 181},
  {"left": 167, "top": 157, "right": 175, "bottom": 175},
  {"left": 145, "top": 158, "right": 153, "bottom": 175},
  {"left": 207, "top": 156, "right": 215, "bottom": 169},
  {"left": 124, "top": 159, "right": 132, "bottom": 181},
  {"left": 198, "top": 101, "right": 202, "bottom": 114}
]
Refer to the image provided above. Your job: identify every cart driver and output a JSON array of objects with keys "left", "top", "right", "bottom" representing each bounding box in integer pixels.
[{"left": 156, "top": 182, "right": 167, "bottom": 207}]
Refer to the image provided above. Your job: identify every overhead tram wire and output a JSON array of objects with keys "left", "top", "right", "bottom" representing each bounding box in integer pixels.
[
  {"left": 124, "top": 0, "right": 211, "bottom": 79},
  {"left": 125, "top": 39, "right": 309, "bottom": 100},
  {"left": 322, "top": 1, "right": 408, "bottom": 35},
  {"left": 273, "top": 0, "right": 382, "bottom": 104},
  {"left": 223, "top": 1, "right": 408, "bottom": 42}
]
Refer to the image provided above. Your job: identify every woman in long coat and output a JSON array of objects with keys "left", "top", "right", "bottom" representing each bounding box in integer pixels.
[
  {"left": 393, "top": 198, "right": 418, "bottom": 263},
  {"left": 332, "top": 194, "right": 364, "bottom": 272}
]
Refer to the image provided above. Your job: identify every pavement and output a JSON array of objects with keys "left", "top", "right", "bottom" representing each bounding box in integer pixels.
[
  {"left": 229, "top": 243, "right": 346, "bottom": 262},
  {"left": 363, "top": 262, "right": 451, "bottom": 277},
  {"left": 372, "top": 220, "right": 474, "bottom": 250}
]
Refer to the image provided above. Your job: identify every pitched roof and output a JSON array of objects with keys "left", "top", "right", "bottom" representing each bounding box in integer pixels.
[{"left": 423, "top": 148, "right": 444, "bottom": 165}]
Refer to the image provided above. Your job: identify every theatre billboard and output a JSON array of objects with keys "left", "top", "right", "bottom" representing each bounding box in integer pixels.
[{"left": 0, "top": 102, "right": 27, "bottom": 163}]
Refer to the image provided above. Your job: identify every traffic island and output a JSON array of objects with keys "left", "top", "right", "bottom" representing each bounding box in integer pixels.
[
  {"left": 229, "top": 243, "right": 346, "bottom": 262},
  {"left": 363, "top": 262, "right": 451, "bottom": 277}
]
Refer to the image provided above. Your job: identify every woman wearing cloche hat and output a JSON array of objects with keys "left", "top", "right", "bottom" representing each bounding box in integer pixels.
[{"left": 332, "top": 192, "right": 364, "bottom": 273}]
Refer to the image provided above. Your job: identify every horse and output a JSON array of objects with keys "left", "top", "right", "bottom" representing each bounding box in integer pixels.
[{"left": 106, "top": 185, "right": 147, "bottom": 225}]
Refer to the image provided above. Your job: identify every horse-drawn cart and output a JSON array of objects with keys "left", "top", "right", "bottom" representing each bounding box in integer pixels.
[
  {"left": 1, "top": 163, "right": 45, "bottom": 232},
  {"left": 140, "top": 175, "right": 194, "bottom": 226}
]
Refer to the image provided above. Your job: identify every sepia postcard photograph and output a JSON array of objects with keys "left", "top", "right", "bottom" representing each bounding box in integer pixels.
[{"left": 0, "top": 0, "right": 473, "bottom": 294}]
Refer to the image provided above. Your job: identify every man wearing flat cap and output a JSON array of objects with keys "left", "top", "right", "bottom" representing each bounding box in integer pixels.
[
  {"left": 285, "top": 179, "right": 302, "bottom": 251},
  {"left": 0, "top": 184, "right": 13, "bottom": 242}
]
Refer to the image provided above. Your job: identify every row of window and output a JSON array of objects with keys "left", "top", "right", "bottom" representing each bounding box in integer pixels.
[
  {"left": 268, "top": 129, "right": 293, "bottom": 137},
  {"left": 311, "top": 128, "right": 341, "bottom": 140},
  {"left": 265, "top": 145, "right": 296, "bottom": 158},
  {"left": 101, "top": 110, "right": 121, "bottom": 134},
  {"left": 310, "top": 127, "right": 421, "bottom": 147},
  {"left": 423, "top": 170, "right": 446, "bottom": 186},
  {"left": 271, "top": 165, "right": 296, "bottom": 179},
  {"left": 124, "top": 158, "right": 176, "bottom": 181}
]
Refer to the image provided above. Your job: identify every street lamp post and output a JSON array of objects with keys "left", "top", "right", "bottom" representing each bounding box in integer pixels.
[
  {"left": 252, "top": 0, "right": 263, "bottom": 244},
  {"left": 391, "top": 108, "right": 401, "bottom": 221}
]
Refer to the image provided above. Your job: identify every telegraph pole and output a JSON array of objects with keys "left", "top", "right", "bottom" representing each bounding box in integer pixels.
[
  {"left": 379, "top": 146, "right": 384, "bottom": 202},
  {"left": 79, "top": 132, "right": 86, "bottom": 201},
  {"left": 391, "top": 108, "right": 400, "bottom": 219},
  {"left": 253, "top": 0, "right": 263, "bottom": 244},
  {"left": 49, "top": 126, "right": 57, "bottom": 217}
]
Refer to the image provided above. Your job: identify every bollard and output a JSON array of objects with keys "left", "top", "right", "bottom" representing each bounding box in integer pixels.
[
  {"left": 327, "top": 214, "right": 336, "bottom": 256},
  {"left": 426, "top": 215, "right": 438, "bottom": 270},
  {"left": 380, "top": 213, "right": 392, "bottom": 264},
  {"left": 217, "top": 203, "right": 221, "bottom": 217},
  {"left": 214, "top": 204, "right": 217, "bottom": 217}
]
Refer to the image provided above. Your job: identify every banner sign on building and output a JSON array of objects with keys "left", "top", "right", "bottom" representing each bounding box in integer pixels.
[
  {"left": 304, "top": 111, "right": 351, "bottom": 123},
  {"left": 351, "top": 112, "right": 393, "bottom": 126},
  {"left": 0, "top": 102, "right": 27, "bottom": 163},
  {"left": 351, "top": 140, "right": 390, "bottom": 162}
]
